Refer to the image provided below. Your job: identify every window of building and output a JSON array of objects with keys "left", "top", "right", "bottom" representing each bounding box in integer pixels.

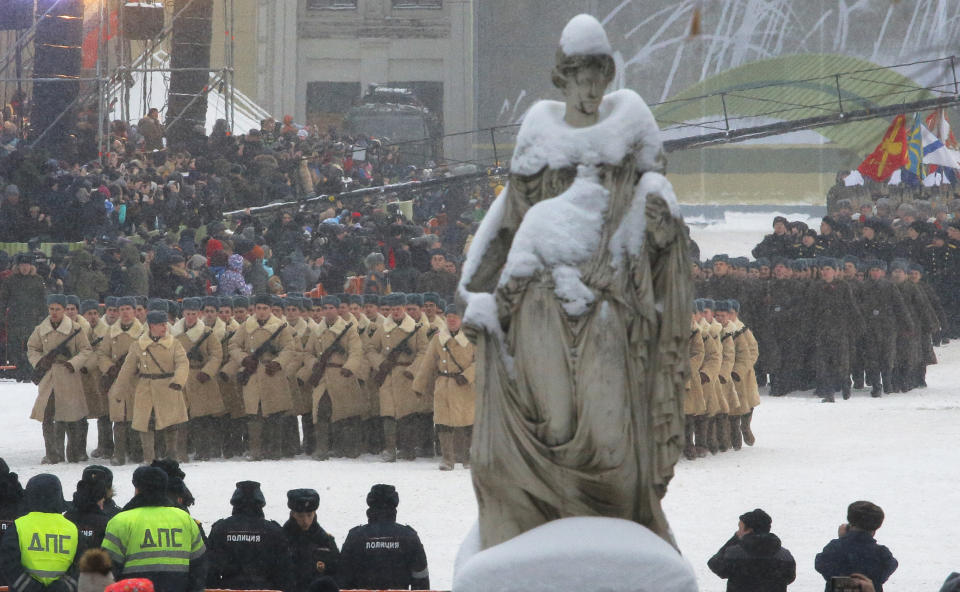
[
  {"left": 306, "top": 0, "right": 357, "bottom": 10},
  {"left": 392, "top": 0, "right": 442, "bottom": 9}
]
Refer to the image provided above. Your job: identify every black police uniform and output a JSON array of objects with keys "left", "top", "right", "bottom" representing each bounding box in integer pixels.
[
  {"left": 0, "top": 460, "right": 26, "bottom": 588},
  {"left": 207, "top": 481, "right": 293, "bottom": 591},
  {"left": 283, "top": 489, "right": 340, "bottom": 592},
  {"left": 64, "top": 479, "right": 111, "bottom": 549},
  {"left": 337, "top": 484, "right": 429, "bottom": 591}
]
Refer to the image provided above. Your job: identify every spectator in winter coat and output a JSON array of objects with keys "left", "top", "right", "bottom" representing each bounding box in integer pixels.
[
  {"left": 0, "top": 458, "right": 26, "bottom": 589},
  {"left": 708, "top": 508, "right": 796, "bottom": 592},
  {"left": 388, "top": 250, "right": 419, "bottom": 294},
  {"left": 219, "top": 254, "right": 252, "bottom": 296},
  {"left": 120, "top": 243, "right": 150, "bottom": 297},
  {"left": 65, "top": 478, "right": 111, "bottom": 549},
  {"left": 281, "top": 252, "right": 310, "bottom": 294},
  {"left": 815, "top": 501, "right": 898, "bottom": 592}
]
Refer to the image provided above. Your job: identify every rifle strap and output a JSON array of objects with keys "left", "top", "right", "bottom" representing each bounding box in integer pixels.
[{"left": 144, "top": 346, "right": 171, "bottom": 376}]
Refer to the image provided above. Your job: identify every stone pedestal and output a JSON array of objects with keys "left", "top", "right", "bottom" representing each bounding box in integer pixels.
[{"left": 453, "top": 517, "right": 699, "bottom": 592}]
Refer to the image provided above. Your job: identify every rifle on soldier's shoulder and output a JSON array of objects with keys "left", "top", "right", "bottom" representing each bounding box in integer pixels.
[
  {"left": 372, "top": 324, "right": 421, "bottom": 388},
  {"left": 100, "top": 352, "right": 128, "bottom": 392},
  {"left": 237, "top": 323, "right": 287, "bottom": 386},
  {"left": 307, "top": 323, "right": 353, "bottom": 388},
  {"left": 32, "top": 328, "right": 83, "bottom": 385},
  {"left": 186, "top": 328, "right": 214, "bottom": 362}
]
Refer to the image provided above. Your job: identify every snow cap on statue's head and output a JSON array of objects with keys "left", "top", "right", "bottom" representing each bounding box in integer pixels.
[{"left": 560, "top": 14, "right": 613, "bottom": 57}]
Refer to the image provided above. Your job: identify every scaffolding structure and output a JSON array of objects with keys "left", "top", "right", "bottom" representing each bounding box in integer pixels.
[{"left": 0, "top": 0, "right": 237, "bottom": 161}]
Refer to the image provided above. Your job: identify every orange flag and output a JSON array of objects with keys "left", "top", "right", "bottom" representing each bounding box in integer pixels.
[{"left": 858, "top": 115, "right": 908, "bottom": 182}]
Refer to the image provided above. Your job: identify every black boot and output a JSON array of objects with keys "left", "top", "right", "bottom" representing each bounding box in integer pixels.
[
  {"left": 841, "top": 379, "right": 851, "bottom": 400},
  {"left": 682, "top": 416, "right": 696, "bottom": 460}
]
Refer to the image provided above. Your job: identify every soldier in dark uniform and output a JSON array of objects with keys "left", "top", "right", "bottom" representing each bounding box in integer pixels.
[
  {"left": 283, "top": 489, "right": 340, "bottom": 592},
  {"left": 0, "top": 253, "right": 47, "bottom": 382},
  {"left": 804, "top": 259, "right": 865, "bottom": 402},
  {"left": 758, "top": 259, "right": 800, "bottom": 396},
  {"left": 860, "top": 260, "right": 911, "bottom": 396},
  {"left": 338, "top": 484, "right": 429, "bottom": 591},
  {"left": 924, "top": 229, "right": 958, "bottom": 338},
  {"left": 890, "top": 260, "right": 938, "bottom": 393},
  {"left": 790, "top": 229, "right": 825, "bottom": 259},
  {"left": 853, "top": 219, "right": 894, "bottom": 262},
  {"left": 751, "top": 216, "right": 793, "bottom": 259},
  {"left": 817, "top": 216, "right": 847, "bottom": 256},
  {"left": 207, "top": 481, "right": 293, "bottom": 592}
]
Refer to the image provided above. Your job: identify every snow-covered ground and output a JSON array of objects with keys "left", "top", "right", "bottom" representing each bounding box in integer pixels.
[{"left": 2, "top": 211, "right": 957, "bottom": 591}]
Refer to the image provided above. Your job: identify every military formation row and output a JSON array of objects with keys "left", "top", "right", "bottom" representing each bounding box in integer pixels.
[
  {"left": 694, "top": 255, "right": 947, "bottom": 403},
  {"left": 25, "top": 291, "right": 476, "bottom": 471}
]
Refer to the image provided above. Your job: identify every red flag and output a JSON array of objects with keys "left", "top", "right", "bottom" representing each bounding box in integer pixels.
[
  {"left": 925, "top": 109, "right": 958, "bottom": 149},
  {"left": 858, "top": 115, "right": 908, "bottom": 182}
]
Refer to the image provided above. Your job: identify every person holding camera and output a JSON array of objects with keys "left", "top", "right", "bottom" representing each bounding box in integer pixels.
[
  {"left": 815, "top": 501, "right": 898, "bottom": 592},
  {"left": 707, "top": 508, "right": 796, "bottom": 592}
]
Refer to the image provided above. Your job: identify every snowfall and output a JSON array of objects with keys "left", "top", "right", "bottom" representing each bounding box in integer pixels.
[{"left": 1, "top": 211, "right": 957, "bottom": 591}]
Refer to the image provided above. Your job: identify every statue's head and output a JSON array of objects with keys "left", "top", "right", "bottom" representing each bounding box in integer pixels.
[{"left": 552, "top": 14, "right": 616, "bottom": 120}]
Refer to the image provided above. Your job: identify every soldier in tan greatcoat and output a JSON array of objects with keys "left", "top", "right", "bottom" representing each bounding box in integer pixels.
[
  {"left": 217, "top": 296, "right": 245, "bottom": 457},
  {"left": 80, "top": 299, "right": 112, "bottom": 458},
  {"left": 282, "top": 297, "right": 313, "bottom": 457},
  {"left": 683, "top": 311, "right": 706, "bottom": 461},
  {"left": 364, "top": 292, "right": 428, "bottom": 462},
  {"left": 695, "top": 299, "right": 722, "bottom": 456},
  {"left": 63, "top": 295, "right": 94, "bottom": 462},
  {"left": 27, "top": 294, "right": 93, "bottom": 464},
  {"left": 228, "top": 294, "right": 297, "bottom": 461},
  {"left": 360, "top": 294, "right": 385, "bottom": 454},
  {"left": 413, "top": 304, "right": 476, "bottom": 470},
  {"left": 403, "top": 293, "right": 437, "bottom": 457},
  {"left": 715, "top": 299, "right": 753, "bottom": 451},
  {"left": 99, "top": 296, "right": 143, "bottom": 465},
  {"left": 706, "top": 300, "right": 735, "bottom": 452},
  {"left": 723, "top": 299, "right": 761, "bottom": 448},
  {"left": 113, "top": 310, "right": 190, "bottom": 464},
  {"left": 298, "top": 296, "right": 367, "bottom": 459},
  {"left": 172, "top": 298, "right": 224, "bottom": 460}
]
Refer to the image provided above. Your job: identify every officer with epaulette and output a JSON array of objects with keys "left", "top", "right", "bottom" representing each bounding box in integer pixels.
[
  {"left": 207, "top": 481, "right": 292, "bottom": 592},
  {"left": 283, "top": 489, "right": 339, "bottom": 592},
  {"left": 0, "top": 474, "right": 84, "bottom": 592},
  {"left": 337, "top": 484, "right": 429, "bottom": 591},
  {"left": 0, "top": 458, "right": 26, "bottom": 589},
  {"left": 101, "top": 467, "right": 207, "bottom": 592}
]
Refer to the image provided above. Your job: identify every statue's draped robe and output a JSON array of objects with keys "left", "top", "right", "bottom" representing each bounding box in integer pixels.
[{"left": 461, "top": 90, "right": 692, "bottom": 550}]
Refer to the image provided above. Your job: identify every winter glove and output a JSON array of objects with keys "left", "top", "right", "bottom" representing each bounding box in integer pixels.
[
  {"left": 168, "top": 383, "right": 182, "bottom": 391},
  {"left": 196, "top": 371, "right": 210, "bottom": 384},
  {"left": 340, "top": 368, "right": 353, "bottom": 378},
  {"left": 218, "top": 372, "right": 229, "bottom": 382},
  {"left": 454, "top": 374, "right": 469, "bottom": 387},
  {"left": 297, "top": 377, "right": 305, "bottom": 387},
  {"left": 718, "top": 375, "right": 727, "bottom": 384},
  {"left": 699, "top": 372, "right": 709, "bottom": 384},
  {"left": 403, "top": 370, "right": 414, "bottom": 380},
  {"left": 62, "top": 362, "right": 75, "bottom": 373},
  {"left": 264, "top": 360, "right": 282, "bottom": 376},
  {"left": 241, "top": 355, "right": 258, "bottom": 373},
  {"left": 80, "top": 366, "right": 89, "bottom": 375},
  {"left": 731, "top": 371, "right": 741, "bottom": 382}
]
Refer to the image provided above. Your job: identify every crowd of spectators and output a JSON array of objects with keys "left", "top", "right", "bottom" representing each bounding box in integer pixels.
[{"left": 0, "top": 108, "right": 500, "bottom": 305}]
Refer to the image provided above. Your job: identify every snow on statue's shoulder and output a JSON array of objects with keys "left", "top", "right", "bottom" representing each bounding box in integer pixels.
[
  {"left": 510, "top": 90, "right": 663, "bottom": 176},
  {"left": 559, "top": 14, "right": 613, "bottom": 56},
  {"left": 453, "top": 517, "right": 698, "bottom": 592}
]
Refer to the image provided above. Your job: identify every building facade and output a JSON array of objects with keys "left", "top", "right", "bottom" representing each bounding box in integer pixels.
[{"left": 255, "top": 0, "right": 474, "bottom": 163}]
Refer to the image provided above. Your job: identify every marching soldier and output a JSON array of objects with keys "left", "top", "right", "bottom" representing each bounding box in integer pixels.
[
  {"left": 232, "top": 296, "right": 250, "bottom": 326},
  {"left": 113, "top": 310, "right": 190, "bottom": 464},
  {"left": 283, "top": 297, "right": 313, "bottom": 457},
  {"left": 172, "top": 298, "right": 224, "bottom": 461},
  {"left": 683, "top": 306, "right": 706, "bottom": 460},
  {"left": 364, "top": 293, "right": 429, "bottom": 462},
  {"left": 27, "top": 294, "right": 93, "bottom": 464},
  {"left": 860, "top": 260, "right": 911, "bottom": 396},
  {"left": 228, "top": 294, "right": 297, "bottom": 461},
  {"left": 710, "top": 300, "right": 736, "bottom": 452},
  {"left": 421, "top": 293, "right": 446, "bottom": 338},
  {"left": 99, "top": 297, "right": 143, "bottom": 466},
  {"left": 402, "top": 294, "right": 435, "bottom": 457},
  {"left": 201, "top": 297, "right": 226, "bottom": 340},
  {"left": 80, "top": 300, "right": 111, "bottom": 460},
  {"left": 298, "top": 296, "right": 367, "bottom": 459},
  {"left": 217, "top": 297, "right": 245, "bottom": 458},
  {"left": 360, "top": 295, "right": 384, "bottom": 455},
  {"left": 725, "top": 300, "right": 760, "bottom": 448},
  {"left": 695, "top": 299, "right": 722, "bottom": 455},
  {"left": 102, "top": 296, "right": 120, "bottom": 327},
  {"left": 413, "top": 304, "right": 476, "bottom": 470}
]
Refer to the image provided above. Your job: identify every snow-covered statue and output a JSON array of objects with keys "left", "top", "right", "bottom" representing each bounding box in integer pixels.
[{"left": 459, "top": 14, "right": 693, "bottom": 552}]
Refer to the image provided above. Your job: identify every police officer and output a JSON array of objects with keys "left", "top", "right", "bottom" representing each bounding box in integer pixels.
[
  {"left": 101, "top": 467, "right": 207, "bottom": 592},
  {"left": 0, "top": 458, "right": 26, "bottom": 589},
  {"left": 80, "top": 465, "right": 120, "bottom": 518},
  {"left": 64, "top": 477, "right": 109, "bottom": 549},
  {"left": 282, "top": 489, "right": 339, "bottom": 592},
  {"left": 338, "top": 484, "right": 429, "bottom": 591},
  {"left": 206, "top": 481, "right": 292, "bottom": 592},
  {"left": 0, "top": 474, "right": 83, "bottom": 592}
]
